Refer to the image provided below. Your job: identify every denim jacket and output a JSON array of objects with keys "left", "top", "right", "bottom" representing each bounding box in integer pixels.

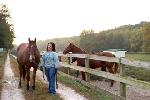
[{"left": 42, "top": 51, "right": 59, "bottom": 68}]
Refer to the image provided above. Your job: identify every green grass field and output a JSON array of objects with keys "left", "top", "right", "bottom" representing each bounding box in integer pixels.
[
  {"left": 126, "top": 53, "right": 150, "bottom": 62},
  {"left": 125, "top": 53, "right": 150, "bottom": 82}
]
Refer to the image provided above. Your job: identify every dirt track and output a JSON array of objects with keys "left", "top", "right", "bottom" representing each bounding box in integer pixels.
[
  {"left": 1, "top": 54, "right": 25, "bottom": 100},
  {"left": 90, "top": 80, "right": 150, "bottom": 100}
]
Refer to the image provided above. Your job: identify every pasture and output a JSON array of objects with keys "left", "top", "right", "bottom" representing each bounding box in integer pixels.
[
  {"left": 126, "top": 53, "right": 150, "bottom": 62},
  {"left": 125, "top": 53, "right": 150, "bottom": 82}
]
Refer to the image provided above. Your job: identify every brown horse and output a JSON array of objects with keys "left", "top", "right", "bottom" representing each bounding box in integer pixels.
[
  {"left": 17, "top": 38, "right": 40, "bottom": 90},
  {"left": 63, "top": 43, "right": 118, "bottom": 87}
]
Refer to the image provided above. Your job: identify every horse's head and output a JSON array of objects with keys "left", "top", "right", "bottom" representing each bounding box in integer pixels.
[
  {"left": 63, "top": 43, "right": 74, "bottom": 54},
  {"left": 63, "top": 43, "right": 85, "bottom": 54},
  {"left": 28, "top": 38, "right": 38, "bottom": 62}
]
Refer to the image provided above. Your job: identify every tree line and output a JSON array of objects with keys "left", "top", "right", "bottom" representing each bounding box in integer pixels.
[
  {"left": 0, "top": 4, "right": 15, "bottom": 49},
  {"left": 37, "top": 21, "right": 150, "bottom": 52},
  {"left": 37, "top": 36, "right": 80, "bottom": 52},
  {"left": 79, "top": 21, "right": 150, "bottom": 52}
]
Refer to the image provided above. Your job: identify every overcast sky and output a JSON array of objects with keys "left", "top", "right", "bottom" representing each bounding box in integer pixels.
[{"left": 1, "top": 0, "right": 150, "bottom": 45}]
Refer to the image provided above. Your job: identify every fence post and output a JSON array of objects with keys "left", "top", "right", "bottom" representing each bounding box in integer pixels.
[
  {"left": 85, "top": 54, "right": 90, "bottom": 81},
  {"left": 119, "top": 58, "right": 126, "bottom": 98}
]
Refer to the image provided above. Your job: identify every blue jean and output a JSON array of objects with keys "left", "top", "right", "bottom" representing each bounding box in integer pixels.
[{"left": 45, "top": 67, "right": 57, "bottom": 94}]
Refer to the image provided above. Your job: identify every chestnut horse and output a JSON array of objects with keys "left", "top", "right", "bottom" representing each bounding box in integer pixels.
[
  {"left": 17, "top": 38, "right": 40, "bottom": 90},
  {"left": 63, "top": 43, "right": 118, "bottom": 87}
]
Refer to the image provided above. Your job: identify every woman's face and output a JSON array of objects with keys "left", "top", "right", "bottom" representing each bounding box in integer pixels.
[{"left": 47, "top": 43, "right": 53, "bottom": 51}]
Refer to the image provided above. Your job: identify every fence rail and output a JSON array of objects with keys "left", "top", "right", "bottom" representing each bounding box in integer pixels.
[
  {"left": 58, "top": 53, "right": 150, "bottom": 99},
  {"left": 59, "top": 53, "right": 150, "bottom": 69}
]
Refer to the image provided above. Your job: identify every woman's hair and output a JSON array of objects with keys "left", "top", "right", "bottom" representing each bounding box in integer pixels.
[{"left": 46, "top": 42, "right": 56, "bottom": 52}]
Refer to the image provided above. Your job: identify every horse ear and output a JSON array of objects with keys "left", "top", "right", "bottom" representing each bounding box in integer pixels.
[
  {"left": 34, "top": 38, "right": 36, "bottom": 42},
  {"left": 28, "top": 38, "right": 30, "bottom": 42}
]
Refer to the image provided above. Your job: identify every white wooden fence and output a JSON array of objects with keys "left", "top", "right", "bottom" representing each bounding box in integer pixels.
[{"left": 58, "top": 53, "right": 150, "bottom": 99}]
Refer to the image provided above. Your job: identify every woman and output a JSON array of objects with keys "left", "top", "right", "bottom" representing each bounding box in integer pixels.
[{"left": 42, "top": 42, "right": 59, "bottom": 94}]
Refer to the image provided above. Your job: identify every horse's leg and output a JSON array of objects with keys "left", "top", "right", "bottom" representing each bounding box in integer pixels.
[
  {"left": 18, "top": 65, "right": 22, "bottom": 88},
  {"left": 113, "top": 63, "right": 118, "bottom": 74},
  {"left": 32, "top": 67, "right": 37, "bottom": 90},
  {"left": 101, "top": 65, "right": 106, "bottom": 71},
  {"left": 81, "top": 71, "right": 86, "bottom": 80},
  {"left": 76, "top": 70, "right": 80, "bottom": 78},
  {"left": 100, "top": 61, "right": 107, "bottom": 72},
  {"left": 107, "top": 63, "right": 115, "bottom": 87},
  {"left": 26, "top": 68, "right": 30, "bottom": 90}
]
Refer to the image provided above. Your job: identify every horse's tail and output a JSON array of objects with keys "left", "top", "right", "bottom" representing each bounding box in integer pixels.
[{"left": 22, "top": 65, "right": 26, "bottom": 80}]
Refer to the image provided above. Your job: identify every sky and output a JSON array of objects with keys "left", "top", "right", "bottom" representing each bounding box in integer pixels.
[{"left": 0, "top": 0, "right": 150, "bottom": 45}]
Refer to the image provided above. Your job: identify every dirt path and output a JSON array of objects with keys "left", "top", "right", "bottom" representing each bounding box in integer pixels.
[
  {"left": 90, "top": 80, "right": 150, "bottom": 100},
  {"left": 1, "top": 54, "right": 25, "bottom": 100},
  {"left": 36, "top": 70, "right": 87, "bottom": 100}
]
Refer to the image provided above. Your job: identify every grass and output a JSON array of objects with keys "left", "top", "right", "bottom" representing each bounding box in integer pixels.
[
  {"left": 58, "top": 74, "right": 110, "bottom": 100},
  {"left": 9, "top": 55, "right": 62, "bottom": 100},
  {"left": 126, "top": 53, "right": 150, "bottom": 62},
  {"left": 125, "top": 53, "right": 150, "bottom": 82},
  {"left": 0, "top": 52, "right": 7, "bottom": 99},
  {"left": 124, "top": 66, "right": 150, "bottom": 82}
]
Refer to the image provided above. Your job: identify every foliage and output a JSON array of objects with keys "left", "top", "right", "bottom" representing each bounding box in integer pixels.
[
  {"left": 0, "top": 4, "right": 15, "bottom": 49},
  {"left": 141, "top": 22, "right": 150, "bottom": 52},
  {"left": 79, "top": 21, "right": 150, "bottom": 52}
]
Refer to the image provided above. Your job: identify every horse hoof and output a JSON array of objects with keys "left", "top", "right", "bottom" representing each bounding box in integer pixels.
[
  {"left": 32, "top": 86, "right": 35, "bottom": 90},
  {"left": 110, "top": 83, "right": 113, "bottom": 87},
  {"left": 26, "top": 86, "right": 30, "bottom": 90},
  {"left": 18, "top": 85, "right": 22, "bottom": 89},
  {"left": 18, "top": 82, "right": 21, "bottom": 88}
]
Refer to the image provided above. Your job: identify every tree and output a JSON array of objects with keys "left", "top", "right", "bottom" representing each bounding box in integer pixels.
[
  {"left": 142, "top": 22, "right": 150, "bottom": 52},
  {"left": 80, "top": 29, "right": 95, "bottom": 51},
  {"left": 0, "top": 4, "right": 15, "bottom": 49}
]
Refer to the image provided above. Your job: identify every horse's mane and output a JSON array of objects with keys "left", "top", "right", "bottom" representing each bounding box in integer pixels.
[
  {"left": 70, "top": 43, "right": 115, "bottom": 57},
  {"left": 70, "top": 43, "right": 87, "bottom": 53}
]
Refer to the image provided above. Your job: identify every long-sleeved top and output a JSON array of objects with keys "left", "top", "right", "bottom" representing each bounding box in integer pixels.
[{"left": 42, "top": 51, "right": 59, "bottom": 68}]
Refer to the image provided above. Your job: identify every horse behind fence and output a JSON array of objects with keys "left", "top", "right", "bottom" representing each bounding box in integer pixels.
[{"left": 63, "top": 43, "right": 118, "bottom": 87}]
